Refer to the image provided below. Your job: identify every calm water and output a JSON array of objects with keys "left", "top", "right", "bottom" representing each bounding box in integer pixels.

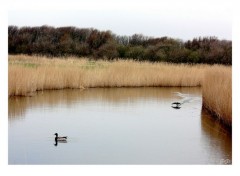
[{"left": 8, "top": 87, "right": 232, "bottom": 164}]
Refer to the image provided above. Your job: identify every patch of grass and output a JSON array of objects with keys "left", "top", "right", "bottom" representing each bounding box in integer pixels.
[
  {"left": 80, "top": 60, "right": 106, "bottom": 69},
  {"left": 22, "top": 63, "right": 39, "bottom": 68},
  {"left": 9, "top": 62, "right": 39, "bottom": 68}
]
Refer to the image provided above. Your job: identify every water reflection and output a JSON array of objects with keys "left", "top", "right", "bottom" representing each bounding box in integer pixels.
[
  {"left": 54, "top": 140, "right": 67, "bottom": 147},
  {"left": 9, "top": 87, "right": 201, "bottom": 119},
  {"left": 9, "top": 87, "right": 231, "bottom": 164},
  {"left": 171, "top": 106, "right": 181, "bottom": 109},
  {"left": 200, "top": 109, "right": 232, "bottom": 164}
]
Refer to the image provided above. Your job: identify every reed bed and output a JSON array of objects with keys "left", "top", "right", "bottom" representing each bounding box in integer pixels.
[
  {"left": 9, "top": 55, "right": 206, "bottom": 96},
  {"left": 202, "top": 66, "right": 232, "bottom": 126}
]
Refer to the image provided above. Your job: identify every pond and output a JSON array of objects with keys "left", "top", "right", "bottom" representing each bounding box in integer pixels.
[{"left": 8, "top": 87, "right": 232, "bottom": 164}]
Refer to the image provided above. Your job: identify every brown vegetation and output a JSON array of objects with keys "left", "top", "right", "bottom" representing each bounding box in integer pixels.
[
  {"left": 202, "top": 66, "right": 232, "bottom": 126},
  {"left": 9, "top": 55, "right": 205, "bottom": 96}
]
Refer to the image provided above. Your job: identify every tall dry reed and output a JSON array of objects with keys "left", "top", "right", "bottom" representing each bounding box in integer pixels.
[
  {"left": 202, "top": 65, "right": 232, "bottom": 126},
  {"left": 9, "top": 55, "right": 206, "bottom": 96}
]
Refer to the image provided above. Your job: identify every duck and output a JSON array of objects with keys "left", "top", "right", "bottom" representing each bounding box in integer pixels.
[
  {"left": 171, "top": 102, "right": 182, "bottom": 109},
  {"left": 172, "top": 102, "right": 181, "bottom": 107},
  {"left": 54, "top": 133, "right": 67, "bottom": 141},
  {"left": 171, "top": 106, "right": 181, "bottom": 109}
]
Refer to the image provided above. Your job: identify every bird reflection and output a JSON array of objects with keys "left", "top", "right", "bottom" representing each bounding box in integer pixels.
[
  {"left": 54, "top": 139, "right": 67, "bottom": 146},
  {"left": 171, "top": 106, "right": 181, "bottom": 109},
  {"left": 54, "top": 139, "right": 58, "bottom": 146}
]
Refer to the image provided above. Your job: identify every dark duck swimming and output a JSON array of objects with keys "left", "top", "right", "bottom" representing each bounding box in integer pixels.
[{"left": 54, "top": 133, "right": 67, "bottom": 141}]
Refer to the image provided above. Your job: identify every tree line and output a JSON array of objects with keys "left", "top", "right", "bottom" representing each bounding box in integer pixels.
[{"left": 8, "top": 25, "right": 232, "bottom": 64}]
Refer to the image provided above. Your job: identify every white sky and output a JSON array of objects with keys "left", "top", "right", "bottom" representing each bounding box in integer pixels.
[{"left": 8, "top": 0, "right": 232, "bottom": 40}]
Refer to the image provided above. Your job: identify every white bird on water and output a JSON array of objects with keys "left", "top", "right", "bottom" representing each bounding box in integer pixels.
[{"left": 171, "top": 92, "right": 201, "bottom": 108}]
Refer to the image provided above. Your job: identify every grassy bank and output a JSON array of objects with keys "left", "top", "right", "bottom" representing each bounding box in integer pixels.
[
  {"left": 8, "top": 55, "right": 232, "bottom": 126},
  {"left": 202, "top": 66, "right": 232, "bottom": 126}
]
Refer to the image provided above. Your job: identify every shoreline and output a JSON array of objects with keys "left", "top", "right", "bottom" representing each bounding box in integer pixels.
[{"left": 202, "top": 105, "right": 232, "bottom": 131}]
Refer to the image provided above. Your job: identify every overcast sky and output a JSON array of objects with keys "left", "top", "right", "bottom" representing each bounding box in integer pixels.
[{"left": 8, "top": 0, "right": 232, "bottom": 40}]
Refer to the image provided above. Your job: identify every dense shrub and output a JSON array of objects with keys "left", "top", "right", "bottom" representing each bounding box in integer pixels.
[
  {"left": 125, "top": 46, "right": 145, "bottom": 60},
  {"left": 95, "top": 41, "right": 119, "bottom": 59},
  {"left": 8, "top": 26, "right": 231, "bottom": 64}
]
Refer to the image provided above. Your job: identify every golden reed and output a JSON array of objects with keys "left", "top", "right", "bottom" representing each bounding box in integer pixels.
[
  {"left": 9, "top": 55, "right": 232, "bottom": 126},
  {"left": 202, "top": 66, "right": 232, "bottom": 126},
  {"left": 9, "top": 55, "right": 205, "bottom": 96}
]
